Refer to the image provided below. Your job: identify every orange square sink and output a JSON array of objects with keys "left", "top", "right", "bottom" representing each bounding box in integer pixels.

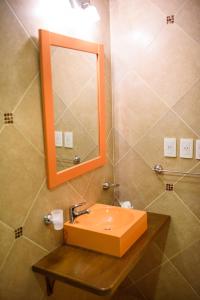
[{"left": 64, "top": 204, "right": 147, "bottom": 257}]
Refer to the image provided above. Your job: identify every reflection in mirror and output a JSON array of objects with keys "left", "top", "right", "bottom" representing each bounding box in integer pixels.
[{"left": 51, "top": 46, "right": 99, "bottom": 172}]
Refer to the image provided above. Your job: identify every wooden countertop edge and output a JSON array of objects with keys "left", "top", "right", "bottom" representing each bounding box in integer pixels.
[{"left": 32, "top": 212, "right": 171, "bottom": 296}]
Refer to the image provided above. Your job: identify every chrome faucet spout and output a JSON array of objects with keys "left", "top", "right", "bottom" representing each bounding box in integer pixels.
[{"left": 69, "top": 202, "right": 90, "bottom": 223}]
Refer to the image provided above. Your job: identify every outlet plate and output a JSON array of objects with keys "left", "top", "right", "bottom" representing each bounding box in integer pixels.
[{"left": 180, "top": 138, "right": 193, "bottom": 158}]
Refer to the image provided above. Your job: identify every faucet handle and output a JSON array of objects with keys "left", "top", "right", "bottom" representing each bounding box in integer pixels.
[{"left": 70, "top": 202, "right": 86, "bottom": 210}]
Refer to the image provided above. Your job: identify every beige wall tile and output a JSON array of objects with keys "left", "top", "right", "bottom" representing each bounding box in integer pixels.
[
  {"left": 176, "top": 0, "right": 200, "bottom": 43},
  {"left": 136, "top": 261, "right": 199, "bottom": 300},
  {"left": 0, "top": 237, "right": 47, "bottom": 300},
  {"left": 0, "top": 222, "right": 14, "bottom": 268},
  {"left": 134, "top": 110, "right": 198, "bottom": 174},
  {"left": 171, "top": 239, "right": 200, "bottom": 296},
  {"left": 14, "top": 76, "right": 44, "bottom": 154},
  {"left": 115, "top": 149, "right": 165, "bottom": 209},
  {"left": 114, "top": 72, "right": 168, "bottom": 147},
  {"left": 174, "top": 163, "right": 200, "bottom": 219},
  {"left": 24, "top": 183, "right": 83, "bottom": 251},
  {"left": 0, "top": 0, "right": 38, "bottom": 112},
  {"left": 0, "top": 126, "right": 45, "bottom": 228},
  {"left": 114, "top": 129, "right": 131, "bottom": 165},
  {"left": 129, "top": 242, "right": 167, "bottom": 282},
  {"left": 147, "top": 192, "right": 200, "bottom": 257},
  {"left": 110, "top": 0, "right": 164, "bottom": 84},
  {"left": 173, "top": 80, "right": 200, "bottom": 137},
  {"left": 84, "top": 162, "right": 114, "bottom": 206},
  {"left": 136, "top": 25, "right": 200, "bottom": 107},
  {"left": 150, "top": 0, "right": 188, "bottom": 14},
  {"left": 0, "top": 113, "right": 4, "bottom": 130}
]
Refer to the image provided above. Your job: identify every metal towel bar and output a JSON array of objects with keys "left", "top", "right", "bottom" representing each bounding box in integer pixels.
[{"left": 153, "top": 164, "right": 200, "bottom": 177}]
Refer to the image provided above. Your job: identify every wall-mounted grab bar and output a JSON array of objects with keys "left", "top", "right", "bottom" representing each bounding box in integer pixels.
[{"left": 153, "top": 164, "right": 200, "bottom": 177}]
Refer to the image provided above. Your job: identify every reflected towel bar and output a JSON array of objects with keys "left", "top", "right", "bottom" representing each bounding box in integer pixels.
[{"left": 153, "top": 164, "right": 200, "bottom": 177}]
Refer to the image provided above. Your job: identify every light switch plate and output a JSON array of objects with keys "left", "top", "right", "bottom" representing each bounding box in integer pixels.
[
  {"left": 195, "top": 140, "right": 200, "bottom": 159},
  {"left": 64, "top": 131, "right": 73, "bottom": 148},
  {"left": 180, "top": 138, "right": 193, "bottom": 158},
  {"left": 55, "top": 131, "right": 63, "bottom": 147},
  {"left": 164, "top": 137, "right": 176, "bottom": 157}
]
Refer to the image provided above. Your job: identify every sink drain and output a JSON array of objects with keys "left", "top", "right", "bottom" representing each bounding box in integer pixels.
[{"left": 104, "top": 227, "right": 112, "bottom": 230}]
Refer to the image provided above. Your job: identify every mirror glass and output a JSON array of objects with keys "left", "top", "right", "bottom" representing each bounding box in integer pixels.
[{"left": 50, "top": 46, "right": 99, "bottom": 172}]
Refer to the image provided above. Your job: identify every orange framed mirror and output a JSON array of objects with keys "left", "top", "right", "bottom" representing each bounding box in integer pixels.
[{"left": 39, "top": 29, "right": 106, "bottom": 189}]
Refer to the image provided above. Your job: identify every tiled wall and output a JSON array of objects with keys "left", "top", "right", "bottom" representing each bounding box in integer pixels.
[
  {"left": 110, "top": 0, "right": 200, "bottom": 299},
  {"left": 0, "top": 0, "right": 113, "bottom": 299}
]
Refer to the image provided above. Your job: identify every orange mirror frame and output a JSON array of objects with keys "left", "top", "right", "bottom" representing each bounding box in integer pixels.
[{"left": 39, "top": 30, "right": 106, "bottom": 189}]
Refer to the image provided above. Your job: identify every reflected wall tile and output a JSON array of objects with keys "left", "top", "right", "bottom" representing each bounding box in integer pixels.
[
  {"left": 147, "top": 192, "right": 200, "bottom": 257},
  {"left": 0, "top": 0, "right": 38, "bottom": 112},
  {"left": 24, "top": 183, "right": 83, "bottom": 251},
  {"left": 176, "top": 0, "right": 200, "bottom": 43},
  {"left": 173, "top": 80, "right": 200, "bottom": 137},
  {"left": 0, "top": 126, "right": 45, "bottom": 228},
  {"left": 14, "top": 76, "right": 44, "bottom": 154},
  {"left": 55, "top": 108, "right": 96, "bottom": 165},
  {"left": 0, "top": 237, "right": 47, "bottom": 300},
  {"left": 171, "top": 239, "right": 200, "bottom": 296},
  {"left": 136, "top": 261, "right": 199, "bottom": 300}
]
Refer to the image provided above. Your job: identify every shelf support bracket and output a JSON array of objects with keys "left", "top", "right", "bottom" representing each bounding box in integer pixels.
[{"left": 45, "top": 276, "right": 55, "bottom": 296}]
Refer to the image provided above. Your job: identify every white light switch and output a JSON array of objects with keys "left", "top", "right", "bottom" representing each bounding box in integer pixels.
[
  {"left": 55, "top": 131, "right": 63, "bottom": 147},
  {"left": 64, "top": 131, "right": 73, "bottom": 148},
  {"left": 180, "top": 138, "right": 193, "bottom": 158},
  {"left": 195, "top": 140, "right": 200, "bottom": 159},
  {"left": 164, "top": 137, "right": 176, "bottom": 157}
]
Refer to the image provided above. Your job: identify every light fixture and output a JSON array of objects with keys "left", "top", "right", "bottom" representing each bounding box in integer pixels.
[{"left": 69, "top": 0, "right": 100, "bottom": 22}]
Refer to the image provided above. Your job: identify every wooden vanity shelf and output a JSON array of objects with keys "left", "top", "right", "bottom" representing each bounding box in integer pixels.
[{"left": 32, "top": 212, "right": 170, "bottom": 296}]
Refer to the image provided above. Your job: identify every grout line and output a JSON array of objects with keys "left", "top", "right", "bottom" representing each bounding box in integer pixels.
[
  {"left": 148, "top": 0, "right": 200, "bottom": 47},
  {"left": 0, "top": 220, "right": 14, "bottom": 231},
  {"left": 114, "top": 146, "right": 132, "bottom": 167},
  {"left": 13, "top": 73, "right": 39, "bottom": 113},
  {"left": 135, "top": 259, "right": 169, "bottom": 284},
  {"left": 22, "top": 179, "right": 46, "bottom": 227},
  {"left": 174, "top": 0, "right": 188, "bottom": 16},
  {"left": 173, "top": 191, "right": 200, "bottom": 225},
  {"left": 23, "top": 235, "right": 49, "bottom": 253},
  {"left": 4, "top": 0, "right": 38, "bottom": 50},
  {"left": 0, "top": 124, "right": 5, "bottom": 134},
  {"left": 67, "top": 181, "right": 86, "bottom": 200},
  {"left": 14, "top": 123, "right": 44, "bottom": 158},
  {"left": 83, "top": 170, "right": 96, "bottom": 199},
  {"left": 0, "top": 239, "right": 15, "bottom": 272},
  {"left": 168, "top": 238, "right": 200, "bottom": 261},
  {"left": 144, "top": 190, "right": 166, "bottom": 210},
  {"left": 55, "top": 75, "right": 95, "bottom": 125},
  {"left": 169, "top": 260, "right": 200, "bottom": 298}
]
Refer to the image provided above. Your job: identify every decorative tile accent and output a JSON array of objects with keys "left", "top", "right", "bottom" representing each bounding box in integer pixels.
[
  {"left": 166, "top": 15, "right": 174, "bottom": 24},
  {"left": 166, "top": 183, "right": 174, "bottom": 191},
  {"left": 4, "top": 113, "right": 13, "bottom": 124},
  {"left": 14, "top": 227, "right": 23, "bottom": 239}
]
